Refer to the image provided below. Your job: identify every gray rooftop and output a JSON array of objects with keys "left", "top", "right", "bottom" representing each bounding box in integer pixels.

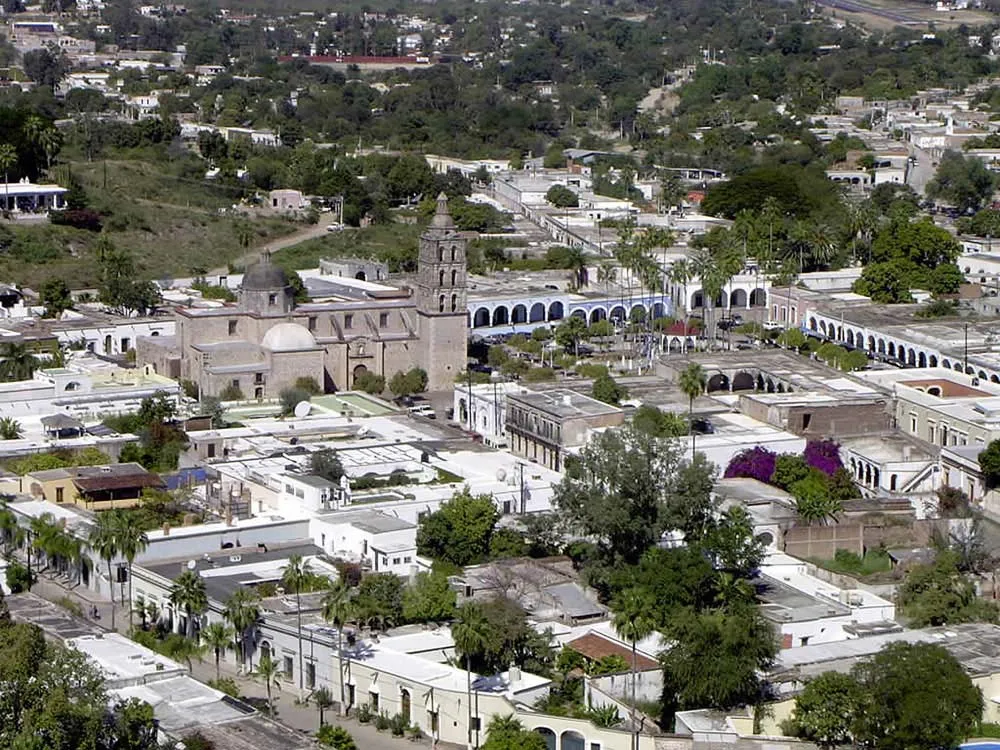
[
  {"left": 757, "top": 575, "right": 850, "bottom": 624},
  {"left": 508, "top": 388, "right": 623, "bottom": 420}
]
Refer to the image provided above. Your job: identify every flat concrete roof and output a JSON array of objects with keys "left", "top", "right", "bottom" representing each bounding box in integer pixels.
[
  {"left": 67, "top": 632, "right": 186, "bottom": 686},
  {"left": 508, "top": 388, "right": 623, "bottom": 419}
]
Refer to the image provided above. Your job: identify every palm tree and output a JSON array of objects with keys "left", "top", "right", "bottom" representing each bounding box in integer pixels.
[
  {"left": 170, "top": 569, "right": 208, "bottom": 639},
  {"left": 612, "top": 588, "right": 656, "bottom": 750},
  {"left": 0, "top": 504, "right": 22, "bottom": 559},
  {"left": 281, "top": 554, "right": 313, "bottom": 693},
  {"left": 0, "top": 143, "right": 16, "bottom": 214},
  {"left": 22, "top": 116, "right": 45, "bottom": 150},
  {"left": 202, "top": 621, "right": 234, "bottom": 681},
  {"left": 0, "top": 343, "right": 39, "bottom": 382},
  {"left": 38, "top": 127, "right": 62, "bottom": 173},
  {"left": 313, "top": 686, "right": 334, "bottom": 728},
  {"left": 89, "top": 513, "right": 119, "bottom": 626},
  {"left": 0, "top": 417, "right": 22, "bottom": 440},
  {"left": 564, "top": 246, "right": 588, "bottom": 289},
  {"left": 114, "top": 512, "right": 148, "bottom": 630},
  {"left": 321, "top": 582, "right": 355, "bottom": 716},
  {"left": 678, "top": 362, "right": 707, "bottom": 461},
  {"left": 254, "top": 653, "right": 282, "bottom": 716},
  {"left": 223, "top": 588, "right": 261, "bottom": 672},
  {"left": 452, "top": 602, "right": 491, "bottom": 749}
]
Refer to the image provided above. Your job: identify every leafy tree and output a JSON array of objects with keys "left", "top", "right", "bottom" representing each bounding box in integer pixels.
[
  {"left": 354, "top": 573, "right": 404, "bottom": 632},
  {"left": 454, "top": 596, "right": 552, "bottom": 676},
  {"left": 591, "top": 373, "right": 627, "bottom": 405},
  {"left": 898, "top": 550, "right": 998, "bottom": 626},
  {"left": 790, "top": 473, "right": 843, "bottom": 525},
  {"left": 482, "top": 715, "right": 548, "bottom": 750},
  {"left": 783, "top": 672, "right": 863, "bottom": 749},
  {"left": 22, "top": 48, "right": 66, "bottom": 90},
  {"left": 39, "top": 279, "right": 72, "bottom": 317},
  {"left": 554, "top": 316, "right": 588, "bottom": 354},
  {"left": 703, "top": 506, "right": 765, "bottom": 578},
  {"left": 852, "top": 261, "right": 913, "bottom": 303},
  {"left": 402, "top": 571, "right": 456, "bottom": 623},
  {"left": 632, "top": 405, "right": 688, "bottom": 437},
  {"left": 416, "top": 487, "right": 499, "bottom": 566},
  {"left": 979, "top": 439, "right": 1000, "bottom": 489},
  {"left": 353, "top": 371, "right": 385, "bottom": 394},
  {"left": 294, "top": 376, "right": 322, "bottom": 395},
  {"left": 660, "top": 603, "right": 778, "bottom": 724},
  {"left": 309, "top": 448, "right": 344, "bottom": 483},
  {"left": 388, "top": 367, "right": 428, "bottom": 398},
  {"left": 554, "top": 426, "right": 693, "bottom": 566},
  {"left": 770, "top": 454, "right": 810, "bottom": 489},
  {"left": 927, "top": 150, "right": 996, "bottom": 212},
  {"left": 279, "top": 387, "right": 312, "bottom": 416},
  {"left": 545, "top": 184, "right": 579, "bottom": 208},
  {"left": 97, "top": 241, "right": 160, "bottom": 316},
  {"left": 851, "top": 642, "right": 982, "bottom": 750}
]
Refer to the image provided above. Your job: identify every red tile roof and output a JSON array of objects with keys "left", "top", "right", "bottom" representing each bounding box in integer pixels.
[{"left": 565, "top": 633, "right": 659, "bottom": 672}]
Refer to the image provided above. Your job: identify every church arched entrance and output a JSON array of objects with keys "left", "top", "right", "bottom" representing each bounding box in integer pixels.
[{"left": 352, "top": 365, "right": 369, "bottom": 386}]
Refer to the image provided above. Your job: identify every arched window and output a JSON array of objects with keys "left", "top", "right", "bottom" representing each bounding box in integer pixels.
[
  {"left": 451, "top": 269, "right": 457, "bottom": 286},
  {"left": 451, "top": 294, "right": 458, "bottom": 312},
  {"left": 439, "top": 270, "right": 445, "bottom": 286},
  {"left": 437, "top": 247, "right": 443, "bottom": 262},
  {"left": 439, "top": 295, "right": 445, "bottom": 312},
  {"left": 451, "top": 246, "right": 457, "bottom": 262}
]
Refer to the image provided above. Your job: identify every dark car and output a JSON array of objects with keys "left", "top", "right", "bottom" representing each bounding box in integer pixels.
[{"left": 690, "top": 417, "right": 715, "bottom": 435}]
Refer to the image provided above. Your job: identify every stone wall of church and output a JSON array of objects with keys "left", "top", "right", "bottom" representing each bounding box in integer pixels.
[
  {"left": 267, "top": 350, "right": 326, "bottom": 397},
  {"left": 419, "top": 312, "right": 468, "bottom": 390}
]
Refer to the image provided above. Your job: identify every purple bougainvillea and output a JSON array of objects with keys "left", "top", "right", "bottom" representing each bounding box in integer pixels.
[
  {"left": 804, "top": 439, "right": 844, "bottom": 476},
  {"left": 724, "top": 446, "right": 778, "bottom": 483}
]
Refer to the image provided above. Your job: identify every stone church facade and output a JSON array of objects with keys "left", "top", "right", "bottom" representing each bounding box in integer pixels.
[{"left": 138, "top": 196, "right": 469, "bottom": 397}]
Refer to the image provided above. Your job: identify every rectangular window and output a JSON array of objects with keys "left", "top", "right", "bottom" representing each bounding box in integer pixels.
[
  {"left": 306, "top": 662, "right": 315, "bottom": 689},
  {"left": 307, "top": 316, "right": 317, "bottom": 331},
  {"left": 471, "top": 717, "right": 481, "bottom": 732},
  {"left": 344, "top": 314, "right": 353, "bottom": 329},
  {"left": 231, "top": 378, "right": 240, "bottom": 389},
  {"left": 283, "top": 656, "right": 293, "bottom": 681},
  {"left": 370, "top": 692, "right": 379, "bottom": 711},
  {"left": 910, "top": 414, "right": 917, "bottom": 433},
  {"left": 207, "top": 444, "right": 216, "bottom": 458},
  {"left": 55, "top": 487, "right": 63, "bottom": 503},
  {"left": 379, "top": 312, "right": 388, "bottom": 328},
  {"left": 404, "top": 556, "right": 412, "bottom": 563},
  {"left": 228, "top": 320, "right": 237, "bottom": 335},
  {"left": 393, "top": 557, "right": 401, "bottom": 565},
  {"left": 255, "top": 372, "right": 264, "bottom": 384},
  {"left": 268, "top": 294, "right": 277, "bottom": 305},
  {"left": 121, "top": 337, "right": 130, "bottom": 351},
  {"left": 429, "top": 711, "right": 439, "bottom": 733}
]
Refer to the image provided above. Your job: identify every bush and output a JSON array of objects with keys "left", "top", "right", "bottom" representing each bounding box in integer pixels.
[
  {"left": 180, "top": 379, "right": 199, "bottom": 399},
  {"left": 356, "top": 704, "right": 372, "bottom": 724},
  {"left": 523, "top": 366, "right": 556, "bottom": 382},
  {"left": 6, "top": 562, "right": 31, "bottom": 593},
  {"left": 55, "top": 596, "right": 83, "bottom": 618},
  {"left": 576, "top": 363, "right": 609, "bottom": 379},
  {"left": 279, "top": 387, "right": 312, "bottom": 415},
  {"left": 219, "top": 383, "right": 244, "bottom": 401},
  {"left": 50, "top": 208, "right": 103, "bottom": 231},
  {"left": 208, "top": 677, "right": 240, "bottom": 698},
  {"left": 389, "top": 713, "right": 408, "bottom": 737},
  {"left": 354, "top": 371, "right": 386, "bottom": 394},
  {"left": 294, "top": 376, "right": 323, "bottom": 395},
  {"left": 374, "top": 710, "right": 391, "bottom": 731},
  {"left": 316, "top": 725, "right": 358, "bottom": 750}
]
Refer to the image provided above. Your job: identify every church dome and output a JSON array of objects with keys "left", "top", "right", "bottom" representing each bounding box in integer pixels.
[
  {"left": 242, "top": 259, "right": 289, "bottom": 290},
  {"left": 261, "top": 323, "right": 317, "bottom": 352}
]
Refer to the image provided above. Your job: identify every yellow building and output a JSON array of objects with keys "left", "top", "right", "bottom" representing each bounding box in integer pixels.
[{"left": 21, "top": 463, "right": 163, "bottom": 511}]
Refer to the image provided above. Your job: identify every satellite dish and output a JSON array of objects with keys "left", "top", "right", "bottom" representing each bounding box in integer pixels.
[
  {"left": 186, "top": 560, "right": 197, "bottom": 570},
  {"left": 495, "top": 468, "right": 507, "bottom": 482},
  {"left": 357, "top": 426, "right": 370, "bottom": 437},
  {"left": 293, "top": 401, "right": 312, "bottom": 418}
]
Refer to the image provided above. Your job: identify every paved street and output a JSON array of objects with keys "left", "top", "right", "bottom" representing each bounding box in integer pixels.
[{"left": 26, "top": 575, "right": 452, "bottom": 750}]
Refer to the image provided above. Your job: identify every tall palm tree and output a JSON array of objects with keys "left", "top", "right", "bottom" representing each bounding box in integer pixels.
[
  {"left": 0, "top": 504, "right": 22, "bottom": 559},
  {"left": 170, "top": 569, "right": 208, "bottom": 639},
  {"left": 453, "top": 602, "right": 491, "bottom": 749},
  {"left": 223, "top": 588, "right": 261, "bottom": 672},
  {"left": 22, "top": 116, "right": 45, "bottom": 150},
  {"left": 38, "top": 127, "right": 62, "bottom": 173},
  {"left": 612, "top": 588, "right": 657, "bottom": 750},
  {"left": 114, "top": 512, "right": 148, "bottom": 630},
  {"left": 678, "top": 362, "right": 707, "bottom": 461},
  {"left": 281, "top": 554, "right": 313, "bottom": 693},
  {"left": 321, "top": 582, "right": 355, "bottom": 716},
  {"left": 254, "top": 653, "right": 282, "bottom": 716},
  {"left": 0, "top": 143, "right": 16, "bottom": 214},
  {"left": 202, "top": 621, "right": 234, "bottom": 681},
  {"left": 89, "top": 512, "right": 119, "bottom": 626}
]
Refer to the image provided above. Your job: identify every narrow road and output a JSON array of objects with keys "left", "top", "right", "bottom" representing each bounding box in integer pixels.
[{"left": 211, "top": 220, "right": 340, "bottom": 275}]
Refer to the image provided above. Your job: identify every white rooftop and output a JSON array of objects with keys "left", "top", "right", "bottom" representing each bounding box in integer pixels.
[{"left": 67, "top": 633, "right": 185, "bottom": 686}]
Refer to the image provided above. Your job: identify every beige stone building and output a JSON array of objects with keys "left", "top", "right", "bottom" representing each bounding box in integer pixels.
[{"left": 139, "top": 196, "right": 468, "bottom": 396}]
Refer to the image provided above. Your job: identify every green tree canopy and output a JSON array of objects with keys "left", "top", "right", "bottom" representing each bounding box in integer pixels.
[
  {"left": 783, "top": 672, "right": 863, "bottom": 749},
  {"left": 927, "top": 149, "right": 997, "bottom": 212},
  {"left": 416, "top": 487, "right": 499, "bottom": 566},
  {"left": 402, "top": 571, "right": 457, "bottom": 624}
]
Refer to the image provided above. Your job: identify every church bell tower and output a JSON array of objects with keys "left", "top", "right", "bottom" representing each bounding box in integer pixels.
[{"left": 415, "top": 193, "right": 468, "bottom": 388}]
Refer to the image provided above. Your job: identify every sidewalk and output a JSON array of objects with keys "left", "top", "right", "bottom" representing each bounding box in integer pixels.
[{"left": 26, "top": 574, "right": 456, "bottom": 750}]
